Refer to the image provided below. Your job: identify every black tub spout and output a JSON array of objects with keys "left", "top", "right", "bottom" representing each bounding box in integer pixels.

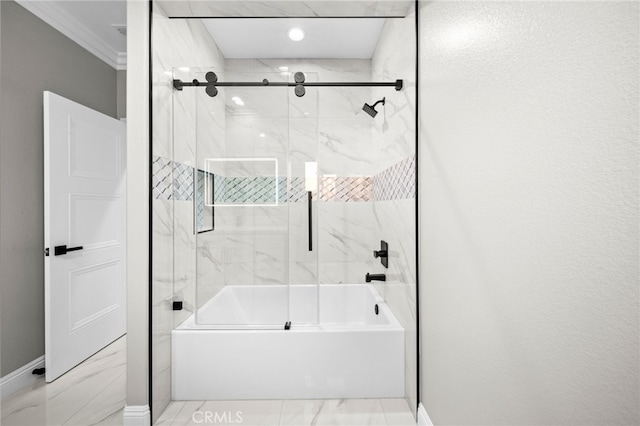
[{"left": 365, "top": 273, "right": 386, "bottom": 283}]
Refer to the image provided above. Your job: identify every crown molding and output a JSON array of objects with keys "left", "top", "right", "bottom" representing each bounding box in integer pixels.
[
  {"left": 116, "top": 52, "right": 128, "bottom": 71},
  {"left": 15, "top": 0, "right": 127, "bottom": 70}
]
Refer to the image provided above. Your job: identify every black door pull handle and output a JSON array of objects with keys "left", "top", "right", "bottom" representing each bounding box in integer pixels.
[
  {"left": 307, "top": 191, "right": 313, "bottom": 252},
  {"left": 54, "top": 245, "right": 83, "bottom": 256}
]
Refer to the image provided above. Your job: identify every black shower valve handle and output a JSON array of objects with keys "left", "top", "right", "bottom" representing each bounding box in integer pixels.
[
  {"left": 374, "top": 240, "right": 389, "bottom": 268},
  {"left": 373, "top": 249, "right": 388, "bottom": 259}
]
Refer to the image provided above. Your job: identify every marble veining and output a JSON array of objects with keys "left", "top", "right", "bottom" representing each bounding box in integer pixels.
[
  {"left": 371, "top": 6, "right": 418, "bottom": 413},
  {"left": 157, "top": 0, "right": 414, "bottom": 18},
  {"left": 154, "top": 398, "right": 414, "bottom": 426},
  {"left": 0, "top": 337, "right": 126, "bottom": 426},
  {"left": 152, "top": 6, "right": 226, "bottom": 422}
]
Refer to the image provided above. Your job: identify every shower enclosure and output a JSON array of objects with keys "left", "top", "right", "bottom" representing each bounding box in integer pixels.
[
  {"left": 169, "top": 67, "right": 405, "bottom": 399},
  {"left": 150, "top": 2, "right": 417, "bottom": 422}
]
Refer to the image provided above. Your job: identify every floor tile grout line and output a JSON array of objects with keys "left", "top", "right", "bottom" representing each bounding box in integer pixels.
[
  {"left": 169, "top": 401, "right": 191, "bottom": 426},
  {"left": 379, "top": 398, "right": 392, "bottom": 426},
  {"left": 153, "top": 400, "right": 184, "bottom": 425},
  {"left": 277, "top": 399, "right": 286, "bottom": 426},
  {"left": 171, "top": 400, "right": 206, "bottom": 426}
]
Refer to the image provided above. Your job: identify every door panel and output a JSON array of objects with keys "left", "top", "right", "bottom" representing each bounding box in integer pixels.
[
  {"left": 44, "top": 91, "right": 126, "bottom": 382},
  {"left": 68, "top": 193, "right": 123, "bottom": 249},
  {"left": 68, "top": 117, "right": 121, "bottom": 180},
  {"left": 68, "top": 260, "right": 123, "bottom": 331}
]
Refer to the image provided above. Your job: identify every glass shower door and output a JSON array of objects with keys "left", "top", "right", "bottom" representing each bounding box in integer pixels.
[
  {"left": 191, "top": 69, "right": 307, "bottom": 329},
  {"left": 287, "top": 75, "right": 320, "bottom": 326}
]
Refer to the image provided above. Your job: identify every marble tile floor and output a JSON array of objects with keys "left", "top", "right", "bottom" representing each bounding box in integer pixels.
[
  {"left": 0, "top": 335, "right": 126, "bottom": 426},
  {"left": 155, "top": 398, "right": 416, "bottom": 426}
]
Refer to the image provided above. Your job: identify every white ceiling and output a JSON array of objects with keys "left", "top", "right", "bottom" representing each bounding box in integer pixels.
[
  {"left": 202, "top": 18, "right": 386, "bottom": 59},
  {"left": 15, "top": 0, "right": 127, "bottom": 70}
]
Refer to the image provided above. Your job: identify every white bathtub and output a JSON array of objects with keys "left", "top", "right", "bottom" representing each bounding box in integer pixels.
[{"left": 172, "top": 284, "right": 404, "bottom": 400}]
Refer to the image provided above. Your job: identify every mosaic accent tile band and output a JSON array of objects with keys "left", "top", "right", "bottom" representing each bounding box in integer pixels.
[
  {"left": 152, "top": 156, "right": 416, "bottom": 203},
  {"left": 211, "top": 177, "right": 306, "bottom": 204},
  {"left": 195, "top": 170, "right": 206, "bottom": 231},
  {"left": 373, "top": 156, "right": 416, "bottom": 201},
  {"left": 319, "top": 177, "right": 372, "bottom": 202},
  {"left": 173, "top": 162, "right": 193, "bottom": 201},
  {"left": 152, "top": 156, "right": 172, "bottom": 200}
]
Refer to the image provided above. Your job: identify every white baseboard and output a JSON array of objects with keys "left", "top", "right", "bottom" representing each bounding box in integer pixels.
[
  {"left": 123, "top": 405, "right": 151, "bottom": 426},
  {"left": 0, "top": 356, "right": 45, "bottom": 399},
  {"left": 417, "top": 402, "right": 434, "bottom": 426}
]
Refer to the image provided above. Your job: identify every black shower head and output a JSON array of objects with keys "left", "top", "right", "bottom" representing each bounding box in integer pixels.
[{"left": 362, "top": 97, "right": 385, "bottom": 118}]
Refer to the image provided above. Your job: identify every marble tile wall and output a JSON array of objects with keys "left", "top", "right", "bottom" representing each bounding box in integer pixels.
[
  {"left": 371, "top": 7, "right": 419, "bottom": 416},
  {"left": 156, "top": 0, "right": 414, "bottom": 19},
  {"left": 156, "top": 56, "right": 417, "bottom": 297},
  {"left": 224, "top": 59, "right": 379, "bottom": 286},
  {"left": 151, "top": 3, "right": 225, "bottom": 422}
]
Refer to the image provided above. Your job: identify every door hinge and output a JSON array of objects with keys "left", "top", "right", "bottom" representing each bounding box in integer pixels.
[
  {"left": 284, "top": 321, "right": 291, "bottom": 330},
  {"left": 44, "top": 248, "right": 49, "bottom": 256}
]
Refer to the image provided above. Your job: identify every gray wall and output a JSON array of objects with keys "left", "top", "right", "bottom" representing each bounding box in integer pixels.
[
  {"left": 117, "top": 70, "right": 126, "bottom": 120},
  {"left": 0, "top": 0, "right": 118, "bottom": 377},
  {"left": 419, "top": 1, "right": 639, "bottom": 424}
]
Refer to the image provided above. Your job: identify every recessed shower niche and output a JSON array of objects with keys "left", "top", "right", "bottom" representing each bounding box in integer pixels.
[{"left": 150, "top": 1, "right": 418, "bottom": 422}]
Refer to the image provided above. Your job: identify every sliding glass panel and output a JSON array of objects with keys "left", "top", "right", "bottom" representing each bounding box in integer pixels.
[
  {"left": 194, "top": 69, "right": 291, "bottom": 329},
  {"left": 288, "top": 73, "right": 319, "bottom": 325}
]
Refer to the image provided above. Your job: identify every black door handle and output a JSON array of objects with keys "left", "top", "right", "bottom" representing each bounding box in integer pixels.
[
  {"left": 54, "top": 245, "right": 83, "bottom": 256},
  {"left": 307, "top": 191, "right": 313, "bottom": 251}
]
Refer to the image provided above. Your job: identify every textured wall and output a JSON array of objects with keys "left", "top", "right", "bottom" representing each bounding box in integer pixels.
[
  {"left": 419, "top": 1, "right": 639, "bottom": 424},
  {"left": 0, "top": 0, "right": 117, "bottom": 377}
]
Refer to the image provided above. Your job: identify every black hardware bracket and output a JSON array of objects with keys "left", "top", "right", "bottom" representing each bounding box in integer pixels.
[
  {"left": 284, "top": 321, "right": 291, "bottom": 330},
  {"left": 172, "top": 301, "right": 183, "bottom": 311}
]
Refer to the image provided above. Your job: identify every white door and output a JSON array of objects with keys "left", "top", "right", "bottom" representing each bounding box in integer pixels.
[{"left": 44, "top": 92, "right": 126, "bottom": 382}]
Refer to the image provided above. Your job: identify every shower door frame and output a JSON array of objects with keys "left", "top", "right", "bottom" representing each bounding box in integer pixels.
[{"left": 147, "top": 0, "right": 421, "bottom": 420}]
